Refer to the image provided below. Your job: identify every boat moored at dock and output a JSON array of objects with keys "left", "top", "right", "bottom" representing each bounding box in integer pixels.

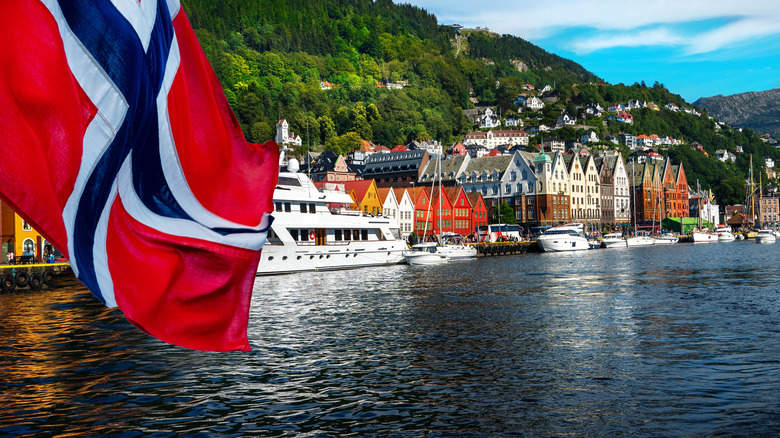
[
  {"left": 256, "top": 164, "right": 407, "bottom": 275},
  {"left": 404, "top": 242, "right": 449, "bottom": 265},
  {"left": 755, "top": 229, "right": 777, "bottom": 244},
  {"left": 536, "top": 223, "right": 589, "bottom": 252}
]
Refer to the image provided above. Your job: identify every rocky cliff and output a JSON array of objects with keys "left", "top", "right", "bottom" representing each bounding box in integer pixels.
[{"left": 695, "top": 89, "right": 780, "bottom": 138}]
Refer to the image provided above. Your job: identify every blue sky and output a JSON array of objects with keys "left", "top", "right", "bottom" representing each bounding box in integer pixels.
[{"left": 403, "top": 0, "right": 780, "bottom": 102}]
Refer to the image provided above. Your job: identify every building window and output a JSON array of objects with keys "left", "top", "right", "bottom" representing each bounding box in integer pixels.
[{"left": 23, "top": 221, "right": 32, "bottom": 231}]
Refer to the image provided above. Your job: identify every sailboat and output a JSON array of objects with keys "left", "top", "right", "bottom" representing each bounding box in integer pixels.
[
  {"left": 754, "top": 168, "right": 776, "bottom": 243},
  {"left": 651, "top": 187, "right": 678, "bottom": 244},
  {"left": 431, "top": 153, "right": 476, "bottom": 259},
  {"left": 690, "top": 180, "right": 717, "bottom": 242},
  {"left": 626, "top": 159, "right": 654, "bottom": 246},
  {"left": 742, "top": 156, "right": 758, "bottom": 239},
  {"left": 404, "top": 154, "right": 449, "bottom": 265}
]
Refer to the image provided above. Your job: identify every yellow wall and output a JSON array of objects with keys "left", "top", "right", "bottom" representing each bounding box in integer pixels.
[
  {"left": 359, "top": 181, "right": 383, "bottom": 216},
  {"left": 13, "top": 214, "right": 44, "bottom": 258}
]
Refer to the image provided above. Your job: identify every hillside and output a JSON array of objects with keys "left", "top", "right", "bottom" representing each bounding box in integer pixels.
[
  {"left": 694, "top": 89, "right": 780, "bottom": 138},
  {"left": 180, "top": 0, "right": 599, "bottom": 148},
  {"left": 178, "top": 1, "right": 778, "bottom": 205}
]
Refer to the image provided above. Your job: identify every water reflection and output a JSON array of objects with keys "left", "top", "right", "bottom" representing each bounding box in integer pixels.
[{"left": 1, "top": 243, "right": 780, "bottom": 435}]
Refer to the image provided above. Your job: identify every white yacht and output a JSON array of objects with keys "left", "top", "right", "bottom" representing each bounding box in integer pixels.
[
  {"left": 536, "top": 223, "right": 589, "bottom": 252},
  {"left": 653, "top": 232, "right": 679, "bottom": 244},
  {"left": 626, "top": 232, "right": 655, "bottom": 247},
  {"left": 714, "top": 225, "right": 735, "bottom": 242},
  {"left": 404, "top": 242, "right": 449, "bottom": 265},
  {"left": 436, "top": 233, "right": 477, "bottom": 259},
  {"left": 601, "top": 232, "right": 626, "bottom": 248},
  {"left": 756, "top": 229, "right": 777, "bottom": 244},
  {"left": 691, "top": 229, "right": 718, "bottom": 243},
  {"left": 256, "top": 163, "right": 407, "bottom": 275}
]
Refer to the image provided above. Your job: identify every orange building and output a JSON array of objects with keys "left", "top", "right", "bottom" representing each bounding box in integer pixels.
[{"left": 0, "top": 200, "right": 59, "bottom": 263}]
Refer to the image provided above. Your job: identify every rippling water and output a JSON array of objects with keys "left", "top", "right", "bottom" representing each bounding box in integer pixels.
[{"left": 2, "top": 242, "right": 780, "bottom": 436}]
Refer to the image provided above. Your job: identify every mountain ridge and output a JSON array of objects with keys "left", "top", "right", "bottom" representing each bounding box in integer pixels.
[{"left": 694, "top": 88, "right": 780, "bottom": 138}]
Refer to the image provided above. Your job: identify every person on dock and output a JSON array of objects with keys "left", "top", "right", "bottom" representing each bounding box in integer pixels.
[{"left": 6, "top": 251, "right": 14, "bottom": 265}]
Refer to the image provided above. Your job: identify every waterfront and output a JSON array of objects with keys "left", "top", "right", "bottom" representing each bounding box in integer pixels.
[{"left": 1, "top": 242, "right": 780, "bottom": 436}]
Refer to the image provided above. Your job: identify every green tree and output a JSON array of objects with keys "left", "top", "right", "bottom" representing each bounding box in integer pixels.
[{"left": 325, "top": 131, "right": 363, "bottom": 156}]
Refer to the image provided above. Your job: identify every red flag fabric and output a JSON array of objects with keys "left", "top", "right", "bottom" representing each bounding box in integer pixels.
[{"left": 0, "top": 0, "right": 278, "bottom": 351}]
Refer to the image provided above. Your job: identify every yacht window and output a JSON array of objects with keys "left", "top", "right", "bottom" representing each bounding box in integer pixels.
[
  {"left": 309, "top": 203, "right": 316, "bottom": 213},
  {"left": 277, "top": 176, "right": 302, "bottom": 187},
  {"left": 344, "top": 229, "right": 351, "bottom": 240},
  {"left": 284, "top": 202, "right": 291, "bottom": 212},
  {"left": 361, "top": 229, "right": 368, "bottom": 240},
  {"left": 335, "top": 229, "right": 342, "bottom": 241},
  {"left": 290, "top": 229, "right": 299, "bottom": 240},
  {"left": 353, "top": 230, "right": 360, "bottom": 241},
  {"left": 301, "top": 229, "right": 309, "bottom": 241},
  {"left": 300, "top": 203, "right": 308, "bottom": 213},
  {"left": 275, "top": 202, "right": 282, "bottom": 212}
]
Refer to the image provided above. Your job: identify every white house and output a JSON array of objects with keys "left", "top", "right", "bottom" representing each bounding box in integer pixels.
[
  {"left": 556, "top": 112, "right": 576, "bottom": 127},
  {"left": 581, "top": 131, "right": 599, "bottom": 144},
  {"left": 609, "top": 153, "right": 631, "bottom": 226},
  {"left": 766, "top": 157, "right": 776, "bottom": 168},
  {"left": 504, "top": 114, "right": 522, "bottom": 127},
  {"left": 393, "top": 188, "right": 416, "bottom": 239},
  {"left": 665, "top": 103, "right": 679, "bottom": 112},
  {"left": 463, "top": 129, "right": 529, "bottom": 149},
  {"left": 276, "top": 119, "right": 302, "bottom": 146},
  {"left": 542, "top": 137, "right": 565, "bottom": 153},
  {"left": 715, "top": 149, "right": 737, "bottom": 162},
  {"left": 525, "top": 96, "right": 544, "bottom": 110},
  {"left": 479, "top": 108, "right": 501, "bottom": 129}
]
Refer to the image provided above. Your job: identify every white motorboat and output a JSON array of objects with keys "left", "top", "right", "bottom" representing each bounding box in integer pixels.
[
  {"left": 404, "top": 242, "right": 449, "bottom": 265},
  {"left": 714, "top": 225, "right": 735, "bottom": 242},
  {"left": 626, "top": 232, "right": 655, "bottom": 247},
  {"left": 601, "top": 232, "right": 626, "bottom": 248},
  {"left": 436, "top": 233, "right": 477, "bottom": 259},
  {"left": 653, "top": 233, "right": 679, "bottom": 244},
  {"left": 536, "top": 223, "right": 589, "bottom": 252},
  {"left": 256, "top": 163, "right": 407, "bottom": 275},
  {"left": 691, "top": 230, "right": 718, "bottom": 243},
  {"left": 756, "top": 229, "right": 777, "bottom": 244}
]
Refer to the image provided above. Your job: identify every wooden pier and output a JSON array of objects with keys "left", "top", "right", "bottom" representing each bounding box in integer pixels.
[
  {"left": 0, "top": 262, "right": 70, "bottom": 292},
  {"left": 470, "top": 241, "right": 539, "bottom": 257}
]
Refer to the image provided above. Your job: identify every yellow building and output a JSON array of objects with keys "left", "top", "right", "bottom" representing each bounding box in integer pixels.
[
  {"left": 1, "top": 200, "right": 58, "bottom": 263},
  {"left": 341, "top": 179, "right": 383, "bottom": 216}
]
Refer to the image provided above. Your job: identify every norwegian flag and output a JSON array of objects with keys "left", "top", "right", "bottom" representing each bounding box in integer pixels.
[{"left": 0, "top": 0, "right": 279, "bottom": 351}]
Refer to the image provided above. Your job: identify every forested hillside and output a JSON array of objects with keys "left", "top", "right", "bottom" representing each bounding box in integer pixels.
[
  {"left": 180, "top": 0, "right": 778, "bottom": 206},
  {"left": 180, "top": 0, "right": 598, "bottom": 148}
]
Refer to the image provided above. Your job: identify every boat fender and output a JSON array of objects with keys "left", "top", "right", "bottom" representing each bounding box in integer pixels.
[
  {"left": 2, "top": 274, "right": 16, "bottom": 292},
  {"left": 15, "top": 271, "right": 30, "bottom": 288},
  {"left": 309, "top": 231, "right": 316, "bottom": 240},
  {"left": 29, "top": 273, "right": 43, "bottom": 291},
  {"left": 42, "top": 269, "right": 55, "bottom": 284}
]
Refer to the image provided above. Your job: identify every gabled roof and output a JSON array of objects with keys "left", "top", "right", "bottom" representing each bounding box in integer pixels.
[
  {"left": 462, "top": 155, "right": 513, "bottom": 177},
  {"left": 419, "top": 155, "right": 468, "bottom": 184},
  {"left": 392, "top": 188, "right": 410, "bottom": 204},
  {"left": 444, "top": 186, "right": 466, "bottom": 206},
  {"left": 465, "top": 192, "right": 485, "bottom": 208},
  {"left": 363, "top": 149, "right": 427, "bottom": 175},
  {"left": 376, "top": 187, "right": 395, "bottom": 205},
  {"left": 341, "top": 179, "right": 374, "bottom": 202}
]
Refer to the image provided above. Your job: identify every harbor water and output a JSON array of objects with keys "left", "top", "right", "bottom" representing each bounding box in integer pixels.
[{"left": 1, "top": 242, "right": 780, "bottom": 436}]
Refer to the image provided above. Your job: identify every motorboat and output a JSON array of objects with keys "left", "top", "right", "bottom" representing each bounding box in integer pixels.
[
  {"left": 601, "top": 232, "right": 626, "bottom": 248},
  {"left": 436, "top": 233, "right": 477, "bottom": 259},
  {"left": 256, "top": 162, "right": 407, "bottom": 275},
  {"left": 404, "top": 242, "right": 449, "bottom": 265},
  {"left": 714, "top": 225, "right": 735, "bottom": 242},
  {"left": 536, "top": 223, "right": 589, "bottom": 252},
  {"left": 691, "top": 229, "right": 718, "bottom": 243},
  {"left": 653, "top": 232, "right": 679, "bottom": 244},
  {"left": 755, "top": 229, "right": 777, "bottom": 244},
  {"left": 626, "top": 232, "right": 655, "bottom": 247}
]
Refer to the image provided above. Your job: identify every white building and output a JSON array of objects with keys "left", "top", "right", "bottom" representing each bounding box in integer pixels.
[
  {"left": 276, "top": 119, "right": 302, "bottom": 146},
  {"left": 463, "top": 129, "right": 529, "bottom": 149},
  {"left": 525, "top": 96, "right": 544, "bottom": 110}
]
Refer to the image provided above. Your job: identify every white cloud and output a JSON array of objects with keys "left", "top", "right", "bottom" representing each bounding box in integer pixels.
[
  {"left": 570, "top": 28, "right": 686, "bottom": 54},
  {"left": 408, "top": 0, "right": 780, "bottom": 54}
]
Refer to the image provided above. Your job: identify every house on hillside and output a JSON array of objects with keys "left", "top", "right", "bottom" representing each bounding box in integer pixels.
[
  {"left": 608, "top": 111, "right": 633, "bottom": 124},
  {"left": 715, "top": 149, "right": 736, "bottom": 162},
  {"left": 479, "top": 108, "right": 501, "bottom": 129},
  {"left": 581, "top": 131, "right": 599, "bottom": 144},
  {"left": 525, "top": 96, "right": 544, "bottom": 110},
  {"left": 556, "top": 112, "right": 576, "bottom": 127},
  {"left": 504, "top": 114, "right": 522, "bottom": 127}
]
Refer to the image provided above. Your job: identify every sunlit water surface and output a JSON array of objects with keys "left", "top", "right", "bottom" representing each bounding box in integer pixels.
[{"left": 1, "top": 242, "right": 780, "bottom": 436}]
